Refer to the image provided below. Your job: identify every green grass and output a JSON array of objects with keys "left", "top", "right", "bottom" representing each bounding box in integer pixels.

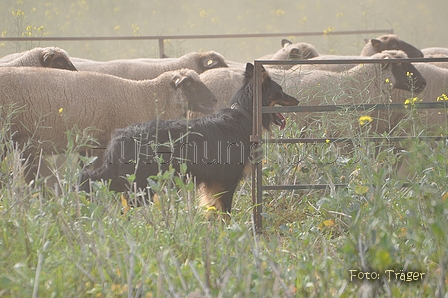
[{"left": 0, "top": 93, "right": 447, "bottom": 298}]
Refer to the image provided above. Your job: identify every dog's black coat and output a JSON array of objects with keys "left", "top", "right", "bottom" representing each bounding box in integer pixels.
[{"left": 79, "top": 63, "right": 299, "bottom": 213}]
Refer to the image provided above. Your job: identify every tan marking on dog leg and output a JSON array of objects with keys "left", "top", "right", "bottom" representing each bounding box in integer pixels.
[{"left": 198, "top": 182, "right": 230, "bottom": 222}]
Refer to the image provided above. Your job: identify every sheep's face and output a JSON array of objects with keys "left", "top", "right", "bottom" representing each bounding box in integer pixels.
[
  {"left": 388, "top": 62, "right": 427, "bottom": 94},
  {"left": 370, "top": 35, "right": 423, "bottom": 58},
  {"left": 372, "top": 51, "right": 426, "bottom": 94},
  {"left": 288, "top": 44, "right": 319, "bottom": 60},
  {"left": 42, "top": 49, "right": 77, "bottom": 71},
  {"left": 171, "top": 74, "right": 217, "bottom": 115}
]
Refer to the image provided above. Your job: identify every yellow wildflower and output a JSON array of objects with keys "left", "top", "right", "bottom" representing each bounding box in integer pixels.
[
  {"left": 325, "top": 139, "right": 330, "bottom": 144},
  {"left": 385, "top": 78, "right": 390, "bottom": 83},
  {"left": 275, "top": 9, "right": 285, "bottom": 16},
  {"left": 359, "top": 115, "right": 373, "bottom": 125},
  {"left": 437, "top": 94, "right": 448, "bottom": 101},
  {"left": 404, "top": 97, "right": 421, "bottom": 107},
  {"left": 206, "top": 206, "right": 217, "bottom": 212}
]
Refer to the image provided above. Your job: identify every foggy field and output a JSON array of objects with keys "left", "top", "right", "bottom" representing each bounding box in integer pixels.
[
  {"left": 1, "top": 0, "right": 448, "bottom": 61},
  {"left": 0, "top": 1, "right": 448, "bottom": 297}
]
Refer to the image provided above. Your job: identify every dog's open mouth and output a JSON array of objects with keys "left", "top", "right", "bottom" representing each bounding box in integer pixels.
[{"left": 273, "top": 112, "right": 286, "bottom": 130}]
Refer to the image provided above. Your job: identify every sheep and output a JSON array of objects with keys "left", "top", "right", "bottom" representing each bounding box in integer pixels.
[
  {"left": 0, "top": 67, "right": 218, "bottom": 180},
  {"left": 295, "top": 34, "right": 423, "bottom": 72},
  {"left": 393, "top": 63, "right": 448, "bottom": 133},
  {"left": 292, "top": 55, "right": 371, "bottom": 72},
  {"left": 201, "top": 51, "right": 427, "bottom": 119},
  {"left": 361, "top": 34, "right": 423, "bottom": 58},
  {"left": 258, "top": 39, "right": 319, "bottom": 69},
  {"left": 421, "top": 47, "right": 448, "bottom": 57},
  {"left": 273, "top": 50, "right": 427, "bottom": 138},
  {"left": 73, "top": 51, "right": 228, "bottom": 80},
  {"left": 0, "top": 47, "right": 77, "bottom": 70},
  {"left": 391, "top": 62, "right": 448, "bottom": 177},
  {"left": 0, "top": 52, "right": 24, "bottom": 63},
  {"left": 200, "top": 67, "right": 245, "bottom": 110},
  {"left": 419, "top": 51, "right": 448, "bottom": 69}
]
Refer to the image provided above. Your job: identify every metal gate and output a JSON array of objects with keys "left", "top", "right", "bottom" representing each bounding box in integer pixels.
[{"left": 251, "top": 57, "right": 448, "bottom": 232}]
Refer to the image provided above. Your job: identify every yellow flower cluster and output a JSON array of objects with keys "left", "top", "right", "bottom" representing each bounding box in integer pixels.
[
  {"left": 436, "top": 93, "right": 448, "bottom": 101},
  {"left": 359, "top": 115, "right": 373, "bottom": 125},
  {"left": 12, "top": 10, "right": 25, "bottom": 17},
  {"left": 323, "top": 26, "right": 335, "bottom": 35},
  {"left": 404, "top": 97, "right": 422, "bottom": 107}
]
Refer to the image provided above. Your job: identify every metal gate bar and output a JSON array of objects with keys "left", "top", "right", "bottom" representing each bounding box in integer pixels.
[{"left": 0, "top": 29, "right": 394, "bottom": 58}]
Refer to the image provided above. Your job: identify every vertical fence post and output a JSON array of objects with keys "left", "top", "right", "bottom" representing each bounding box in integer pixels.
[
  {"left": 252, "top": 61, "right": 264, "bottom": 232},
  {"left": 158, "top": 38, "right": 165, "bottom": 58}
]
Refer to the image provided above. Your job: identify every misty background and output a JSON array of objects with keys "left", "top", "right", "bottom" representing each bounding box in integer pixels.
[{"left": 0, "top": 0, "right": 446, "bottom": 62}]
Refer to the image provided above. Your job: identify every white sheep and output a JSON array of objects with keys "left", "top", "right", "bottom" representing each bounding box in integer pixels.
[
  {"left": 393, "top": 63, "right": 448, "bottom": 133},
  {"left": 73, "top": 51, "right": 228, "bottom": 80},
  {"left": 0, "top": 47, "right": 77, "bottom": 70},
  {"left": 200, "top": 67, "right": 245, "bottom": 110},
  {"left": 292, "top": 55, "right": 371, "bottom": 72},
  {"left": 361, "top": 34, "right": 423, "bottom": 57},
  {"left": 296, "top": 34, "right": 423, "bottom": 72},
  {"left": 273, "top": 50, "right": 427, "bottom": 137},
  {"left": 0, "top": 67, "right": 218, "bottom": 178},
  {"left": 392, "top": 62, "right": 448, "bottom": 177},
  {"left": 258, "top": 39, "right": 319, "bottom": 70},
  {"left": 419, "top": 51, "right": 448, "bottom": 69},
  {"left": 421, "top": 47, "right": 448, "bottom": 57}
]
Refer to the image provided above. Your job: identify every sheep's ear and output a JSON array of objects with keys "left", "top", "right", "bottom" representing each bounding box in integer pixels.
[
  {"left": 42, "top": 50, "right": 55, "bottom": 63},
  {"left": 281, "top": 39, "right": 292, "bottom": 48},
  {"left": 371, "top": 39, "right": 382, "bottom": 49},
  {"left": 172, "top": 76, "right": 186, "bottom": 88}
]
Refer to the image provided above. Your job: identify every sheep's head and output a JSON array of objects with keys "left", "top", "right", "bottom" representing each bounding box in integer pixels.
[
  {"left": 41, "top": 47, "right": 77, "bottom": 71},
  {"left": 374, "top": 50, "right": 427, "bottom": 94},
  {"left": 366, "top": 34, "right": 423, "bottom": 58},
  {"left": 276, "top": 39, "right": 320, "bottom": 60},
  {"left": 171, "top": 69, "right": 217, "bottom": 115},
  {"left": 197, "top": 51, "right": 228, "bottom": 73}
]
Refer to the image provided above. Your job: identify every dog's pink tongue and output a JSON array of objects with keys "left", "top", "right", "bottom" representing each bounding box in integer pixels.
[{"left": 277, "top": 113, "right": 286, "bottom": 130}]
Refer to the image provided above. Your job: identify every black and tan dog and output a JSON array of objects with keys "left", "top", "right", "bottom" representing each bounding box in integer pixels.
[{"left": 79, "top": 63, "right": 299, "bottom": 214}]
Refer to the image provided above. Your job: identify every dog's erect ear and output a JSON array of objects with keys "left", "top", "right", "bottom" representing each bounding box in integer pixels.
[
  {"left": 245, "top": 63, "right": 254, "bottom": 77},
  {"left": 245, "top": 62, "right": 268, "bottom": 82},
  {"left": 261, "top": 67, "right": 269, "bottom": 83}
]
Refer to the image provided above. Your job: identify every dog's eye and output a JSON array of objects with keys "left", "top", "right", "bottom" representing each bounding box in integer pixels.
[{"left": 185, "top": 81, "right": 192, "bottom": 87}]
